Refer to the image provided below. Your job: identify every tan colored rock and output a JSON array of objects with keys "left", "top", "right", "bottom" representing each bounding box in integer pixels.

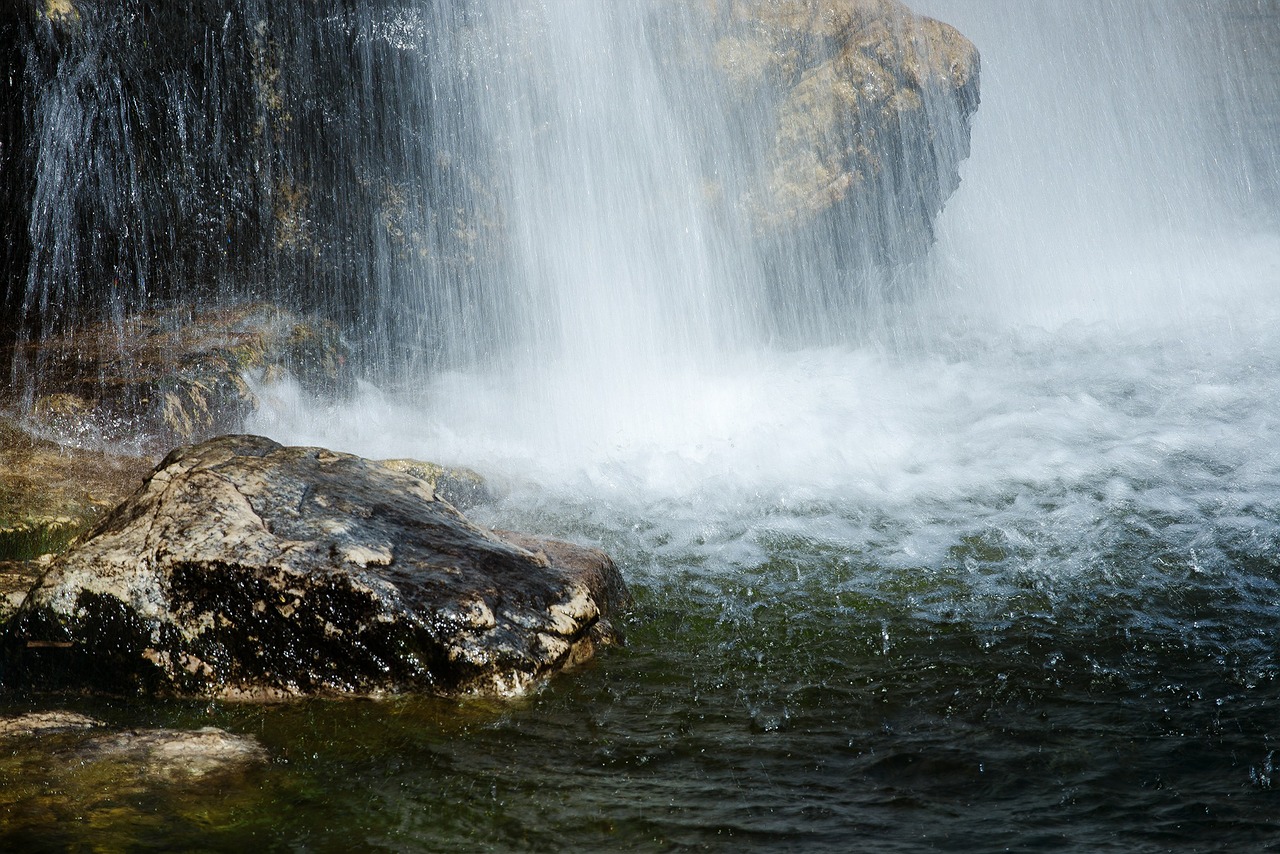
[
  {"left": 0, "top": 710, "right": 103, "bottom": 739},
  {"left": 707, "top": 0, "right": 980, "bottom": 246},
  {"left": 75, "top": 727, "right": 267, "bottom": 782},
  {"left": 0, "top": 560, "right": 46, "bottom": 623},
  {"left": 41, "top": 0, "right": 79, "bottom": 23},
  {"left": 0, "top": 419, "right": 154, "bottom": 562},
  {"left": 0, "top": 713, "right": 264, "bottom": 785},
  {"left": 4, "top": 435, "right": 628, "bottom": 700}
]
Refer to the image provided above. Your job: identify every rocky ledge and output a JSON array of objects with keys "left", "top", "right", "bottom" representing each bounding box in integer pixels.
[{"left": 1, "top": 435, "right": 629, "bottom": 700}]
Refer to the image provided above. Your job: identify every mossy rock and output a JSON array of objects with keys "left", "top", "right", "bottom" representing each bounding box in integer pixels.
[
  {"left": 0, "top": 418, "right": 154, "bottom": 562},
  {"left": 0, "top": 520, "right": 89, "bottom": 563},
  {"left": 7, "top": 302, "right": 352, "bottom": 452}
]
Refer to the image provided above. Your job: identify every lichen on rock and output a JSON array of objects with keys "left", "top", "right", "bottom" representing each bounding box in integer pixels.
[
  {"left": 2, "top": 435, "right": 629, "bottom": 700},
  {"left": 40, "top": 0, "right": 79, "bottom": 23}
]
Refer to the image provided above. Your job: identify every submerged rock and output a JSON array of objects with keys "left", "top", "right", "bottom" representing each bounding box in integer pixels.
[
  {"left": 2, "top": 435, "right": 628, "bottom": 700},
  {"left": 0, "top": 710, "right": 103, "bottom": 739},
  {"left": 74, "top": 726, "right": 267, "bottom": 782},
  {"left": 0, "top": 712, "right": 265, "bottom": 786}
]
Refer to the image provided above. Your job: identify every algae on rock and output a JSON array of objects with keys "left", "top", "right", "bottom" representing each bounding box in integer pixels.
[{"left": 0, "top": 419, "right": 153, "bottom": 562}]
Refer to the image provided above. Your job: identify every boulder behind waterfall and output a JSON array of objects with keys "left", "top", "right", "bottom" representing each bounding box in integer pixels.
[{"left": 1, "top": 435, "right": 629, "bottom": 700}]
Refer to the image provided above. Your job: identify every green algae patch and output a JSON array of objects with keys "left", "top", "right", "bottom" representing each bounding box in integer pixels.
[{"left": 0, "top": 519, "right": 88, "bottom": 563}]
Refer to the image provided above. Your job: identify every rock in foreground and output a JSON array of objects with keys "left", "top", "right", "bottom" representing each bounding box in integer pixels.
[{"left": 2, "top": 435, "right": 628, "bottom": 699}]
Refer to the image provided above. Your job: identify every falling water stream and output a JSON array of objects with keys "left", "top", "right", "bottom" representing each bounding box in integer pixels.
[{"left": 6, "top": 0, "right": 1280, "bottom": 850}]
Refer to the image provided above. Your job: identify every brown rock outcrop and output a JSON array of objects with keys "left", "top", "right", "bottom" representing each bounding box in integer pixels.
[
  {"left": 707, "top": 0, "right": 980, "bottom": 259},
  {"left": 3, "top": 435, "right": 628, "bottom": 700}
]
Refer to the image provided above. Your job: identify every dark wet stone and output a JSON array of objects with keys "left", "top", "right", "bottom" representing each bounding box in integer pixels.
[{"left": 2, "top": 435, "right": 629, "bottom": 700}]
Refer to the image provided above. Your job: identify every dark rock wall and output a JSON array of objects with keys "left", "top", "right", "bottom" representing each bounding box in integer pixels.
[
  {"left": 2, "top": 0, "right": 983, "bottom": 384},
  {"left": 1, "top": 0, "right": 494, "bottom": 368},
  {"left": 5, "top": 2, "right": 264, "bottom": 337},
  {"left": 0, "top": 6, "right": 32, "bottom": 343}
]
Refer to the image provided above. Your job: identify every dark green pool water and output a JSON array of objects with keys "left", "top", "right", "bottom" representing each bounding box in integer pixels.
[{"left": 5, "top": 482, "right": 1279, "bottom": 852}]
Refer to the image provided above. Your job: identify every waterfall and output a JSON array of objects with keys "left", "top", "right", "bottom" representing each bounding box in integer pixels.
[
  {"left": 242, "top": 0, "right": 1280, "bottom": 515},
  {"left": 5, "top": 0, "right": 1278, "bottom": 484},
  {"left": 6, "top": 4, "right": 1280, "bottom": 847},
  {"left": 917, "top": 0, "right": 1280, "bottom": 333},
  {"left": 454, "top": 0, "right": 979, "bottom": 371},
  {"left": 3, "top": 0, "right": 980, "bottom": 412}
]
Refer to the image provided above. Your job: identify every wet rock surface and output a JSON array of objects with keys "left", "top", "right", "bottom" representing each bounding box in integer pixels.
[
  {"left": 0, "top": 711, "right": 266, "bottom": 789},
  {"left": 377, "top": 458, "right": 493, "bottom": 510},
  {"left": 706, "top": 0, "right": 980, "bottom": 259},
  {"left": 0, "top": 419, "right": 155, "bottom": 561},
  {"left": 5, "top": 303, "right": 351, "bottom": 452},
  {"left": 3, "top": 435, "right": 629, "bottom": 700}
]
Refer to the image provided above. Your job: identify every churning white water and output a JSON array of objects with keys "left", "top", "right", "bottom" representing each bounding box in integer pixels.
[{"left": 250, "top": 0, "right": 1280, "bottom": 582}]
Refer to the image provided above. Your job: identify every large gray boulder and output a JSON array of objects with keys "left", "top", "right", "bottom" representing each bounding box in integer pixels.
[{"left": 1, "top": 435, "right": 628, "bottom": 700}]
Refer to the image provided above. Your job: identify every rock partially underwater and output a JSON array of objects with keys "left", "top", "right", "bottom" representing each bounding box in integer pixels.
[
  {"left": 2, "top": 435, "right": 628, "bottom": 700},
  {"left": 0, "top": 712, "right": 266, "bottom": 786}
]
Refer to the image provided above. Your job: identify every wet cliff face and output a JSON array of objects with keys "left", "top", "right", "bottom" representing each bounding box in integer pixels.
[
  {"left": 0, "top": 9, "right": 31, "bottom": 344},
  {"left": 3, "top": 2, "right": 267, "bottom": 339},
  {"left": 1, "top": 0, "right": 978, "bottom": 383},
  {"left": 0, "top": 1, "right": 496, "bottom": 360}
]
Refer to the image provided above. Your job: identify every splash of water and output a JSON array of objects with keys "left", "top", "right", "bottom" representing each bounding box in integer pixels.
[{"left": 254, "top": 1, "right": 1280, "bottom": 524}]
